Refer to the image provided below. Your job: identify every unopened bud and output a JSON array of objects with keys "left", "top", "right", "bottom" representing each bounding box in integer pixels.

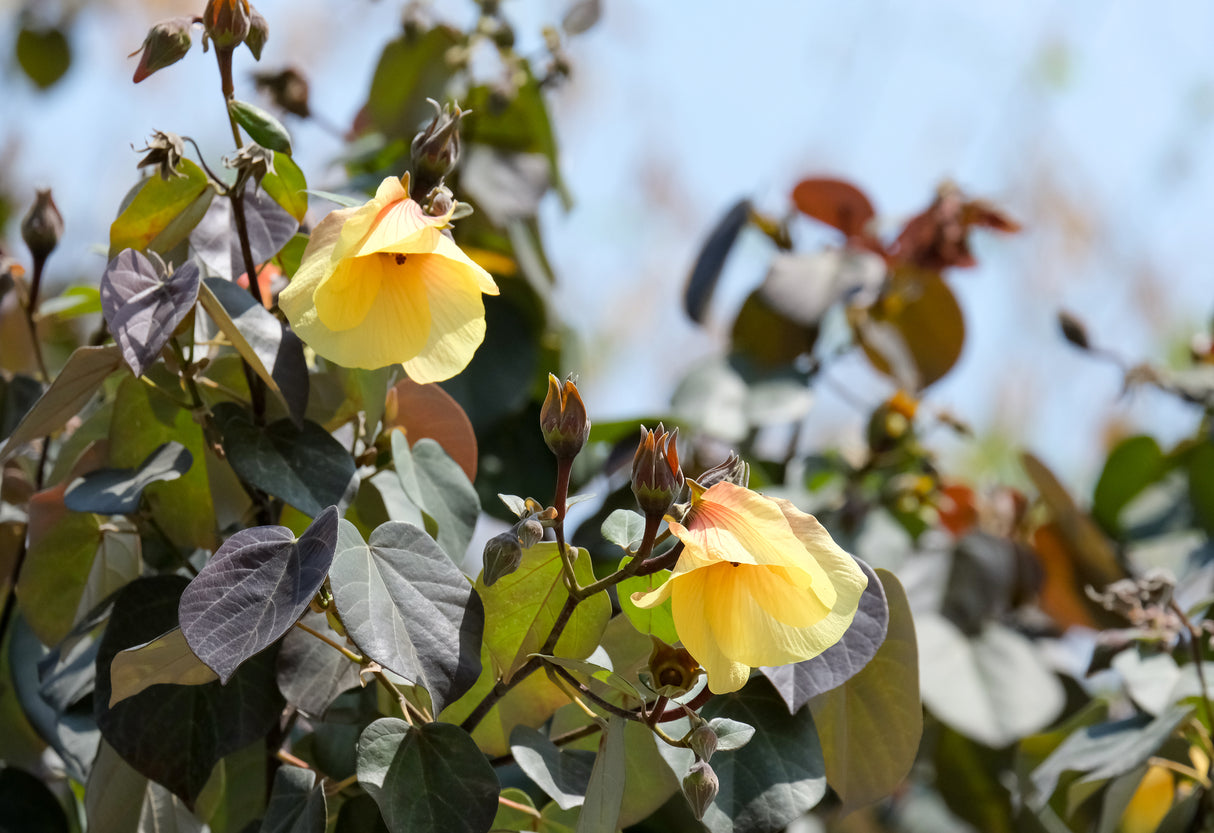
[
  {"left": 203, "top": 0, "right": 251, "bottom": 51},
  {"left": 696, "top": 452, "right": 749, "bottom": 490},
  {"left": 687, "top": 725, "right": 718, "bottom": 762},
  {"left": 682, "top": 762, "right": 719, "bottom": 820},
  {"left": 632, "top": 424, "right": 684, "bottom": 520},
  {"left": 244, "top": 6, "right": 268, "bottom": 60},
  {"left": 516, "top": 518, "right": 544, "bottom": 549},
  {"left": 540, "top": 373, "right": 590, "bottom": 461},
  {"left": 135, "top": 130, "right": 186, "bottom": 180},
  {"left": 21, "top": 189, "right": 63, "bottom": 263},
  {"left": 482, "top": 531, "right": 524, "bottom": 586},
  {"left": 131, "top": 17, "right": 193, "bottom": 83},
  {"left": 411, "top": 99, "right": 467, "bottom": 194},
  {"left": 1058, "top": 310, "right": 1090, "bottom": 351},
  {"left": 646, "top": 636, "right": 701, "bottom": 696},
  {"left": 253, "top": 67, "right": 310, "bottom": 118}
]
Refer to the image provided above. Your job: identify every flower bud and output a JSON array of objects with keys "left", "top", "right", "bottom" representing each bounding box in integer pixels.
[
  {"left": 253, "top": 67, "right": 310, "bottom": 118},
  {"left": 21, "top": 189, "right": 63, "bottom": 264},
  {"left": 203, "top": 0, "right": 252, "bottom": 51},
  {"left": 135, "top": 130, "right": 186, "bottom": 180},
  {"left": 632, "top": 424, "right": 684, "bottom": 519},
  {"left": 647, "top": 636, "right": 701, "bottom": 696},
  {"left": 540, "top": 373, "right": 590, "bottom": 461},
  {"left": 482, "top": 530, "right": 524, "bottom": 586},
  {"left": 681, "top": 761, "right": 719, "bottom": 820},
  {"left": 131, "top": 17, "right": 193, "bottom": 83},
  {"left": 244, "top": 6, "right": 268, "bottom": 60},
  {"left": 516, "top": 517, "right": 544, "bottom": 549},
  {"left": 695, "top": 452, "right": 749, "bottom": 490},
  {"left": 687, "top": 724, "right": 718, "bottom": 762},
  {"left": 1058, "top": 310, "right": 1090, "bottom": 351},
  {"left": 411, "top": 99, "right": 467, "bottom": 194}
]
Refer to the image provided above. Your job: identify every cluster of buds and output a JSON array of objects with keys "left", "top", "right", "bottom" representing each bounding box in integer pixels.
[
  {"left": 540, "top": 374, "right": 590, "bottom": 462},
  {"left": 482, "top": 497, "right": 556, "bottom": 586},
  {"left": 131, "top": 0, "right": 268, "bottom": 84},
  {"left": 631, "top": 424, "right": 684, "bottom": 521}
]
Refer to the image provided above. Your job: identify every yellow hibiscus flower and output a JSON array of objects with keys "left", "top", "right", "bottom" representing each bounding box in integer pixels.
[
  {"left": 632, "top": 481, "right": 868, "bottom": 694},
  {"left": 279, "top": 174, "right": 499, "bottom": 382}
]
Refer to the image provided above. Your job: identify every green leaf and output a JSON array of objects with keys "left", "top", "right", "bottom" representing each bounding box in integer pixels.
[
  {"left": 109, "top": 627, "right": 219, "bottom": 707},
  {"left": 40, "top": 285, "right": 103, "bottom": 319},
  {"left": 329, "top": 520, "right": 485, "bottom": 712},
  {"left": 856, "top": 270, "right": 965, "bottom": 391},
  {"left": 1093, "top": 435, "right": 1169, "bottom": 535},
  {"left": 574, "top": 716, "right": 626, "bottom": 833},
  {"left": 211, "top": 403, "right": 356, "bottom": 516},
  {"left": 706, "top": 718, "right": 755, "bottom": 753},
  {"left": 600, "top": 509, "right": 645, "bottom": 551},
  {"left": 94, "top": 575, "right": 285, "bottom": 806},
  {"left": 0, "top": 765, "right": 70, "bottom": 833},
  {"left": 808, "top": 568, "right": 920, "bottom": 811},
  {"left": 617, "top": 565, "right": 678, "bottom": 645},
  {"left": 356, "top": 719, "right": 499, "bottom": 833},
  {"left": 303, "top": 189, "right": 362, "bottom": 208},
  {"left": 363, "top": 26, "right": 462, "bottom": 140},
  {"left": 491, "top": 787, "right": 538, "bottom": 832},
  {"left": 1187, "top": 440, "right": 1214, "bottom": 537},
  {"left": 0, "top": 345, "right": 123, "bottom": 465},
  {"left": 509, "top": 725, "right": 596, "bottom": 810},
  {"left": 109, "top": 376, "right": 217, "bottom": 549},
  {"left": 699, "top": 678, "right": 827, "bottom": 833},
  {"left": 262, "top": 152, "right": 308, "bottom": 221},
  {"left": 476, "top": 541, "right": 610, "bottom": 683},
  {"left": 15, "top": 25, "right": 71, "bottom": 89},
  {"left": 85, "top": 740, "right": 150, "bottom": 833},
  {"left": 109, "top": 159, "right": 214, "bottom": 257},
  {"left": 392, "top": 433, "right": 481, "bottom": 562},
  {"left": 260, "top": 765, "right": 326, "bottom": 833},
  {"left": 918, "top": 613, "right": 1065, "bottom": 748},
  {"left": 228, "top": 101, "right": 292, "bottom": 153},
  {"left": 16, "top": 508, "right": 101, "bottom": 644}
]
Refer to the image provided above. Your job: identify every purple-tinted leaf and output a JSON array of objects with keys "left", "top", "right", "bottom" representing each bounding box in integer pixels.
[
  {"left": 100, "top": 249, "right": 201, "bottom": 378},
  {"left": 261, "top": 765, "right": 327, "bottom": 833},
  {"left": 684, "top": 198, "right": 752, "bottom": 325},
  {"left": 211, "top": 403, "right": 356, "bottom": 515},
  {"left": 330, "top": 520, "right": 484, "bottom": 713},
  {"left": 191, "top": 184, "right": 298, "bottom": 281},
  {"left": 179, "top": 507, "right": 338, "bottom": 683},
  {"left": 95, "top": 575, "right": 284, "bottom": 806},
  {"left": 276, "top": 610, "right": 361, "bottom": 717},
  {"left": 65, "top": 441, "right": 192, "bottom": 515},
  {"left": 761, "top": 558, "right": 888, "bottom": 712},
  {"left": 201, "top": 278, "right": 308, "bottom": 424}
]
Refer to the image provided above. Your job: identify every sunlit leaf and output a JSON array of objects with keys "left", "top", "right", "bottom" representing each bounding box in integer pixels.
[
  {"left": 17, "top": 497, "right": 101, "bottom": 645},
  {"left": 329, "top": 520, "right": 485, "bottom": 713},
  {"left": 109, "top": 627, "right": 218, "bottom": 706},
  {"left": 356, "top": 718, "right": 499, "bottom": 833},
  {"left": 95, "top": 575, "right": 285, "bottom": 805},
  {"left": 110, "top": 159, "right": 214, "bottom": 257},
  {"left": 762, "top": 558, "right": 888, "bottom": 711},
  {"left": 392, "top": 432, "right": 480, "bottom": 562},
  {"left": 179, "top": 506, "right": 338, "bottom": 683},
  {"left": 0, "top": 345, "right": 123, "bottom": 464},
  {"left": 228, "top": 101, "right": 292, "bottom": 153},
  {"left": 100, "top": 250, "right": 200, "bottom": 378},
  {"left": 1093, "top": 436, "right": 1170, "bottom": 535},
  {"left": 808, "top": 568, "right": 920, "bottom": 810},
  {"left": 65, "top": 441, "right": 192, "bottom": 515},
  {"left": 262, "top": 153, "right": 308, "bottom": 221},
  {"left": 492, "top": 787, "right": 538, "bottom": 832},
  {"left": 617, "top": 564, "right": 678, "bottom": 645},
  {"left": 574, "top": 716, "right": 626, "bottom": 833},
  {"left": 384, "top": 378, "right": 478, "bottom": 481},
  {"left": 854, "top": 270, "right": 964, "bottom": 391},
  {"left": 600, "top": 510, "right": 645, "bottom": 552},
  {"left": 362, "top": 26, "right": 462, "bottom": 140}
]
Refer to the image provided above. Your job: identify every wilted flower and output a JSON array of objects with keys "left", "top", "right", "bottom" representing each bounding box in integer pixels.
[
  {"left": 135, "top": 131, "right": 186, "bottom": 181},
  {"left": 279, "top": 174, "right": 498, "bottom": 381},
  {"left": 632, "top": 481, "right": 867, "bottom": 694},
  {"left": 539, "top": 374, "right": 590, "bottom": 460}
]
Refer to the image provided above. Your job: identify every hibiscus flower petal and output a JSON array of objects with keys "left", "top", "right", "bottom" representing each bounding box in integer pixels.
[
  {"left": 349, "top": 198, "right": 444, "bottom": 258},
  {"left": 401, "top": 254, "right": 490, "bottom": 384},
  {"left": 669, "top": 568, "right": 752, "bottom": 694},
  {"left": 279, "top": 207, "right": 349, "bottom": 332},
  {"left": 334, "top": 176, "right": 409, "bottom": 260},
  {"left": 313, "top": 254, "right": 384, "bottom": 331}
]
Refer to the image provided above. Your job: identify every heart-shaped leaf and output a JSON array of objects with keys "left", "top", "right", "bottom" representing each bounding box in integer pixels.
[
  {"left": 356, "top": 719, "right": 499, "bottom": 833},
  {"left": 101, "top": 250, "right": 201, "bottom": 378},
  {"left": 761, "top": 557, "right": 888, "bottom": 711},
  {"left": 109, "top": 627, "right": 218, "bottom": 706},
  {"left": 179, "top": 506, "right": 339, "bottom": 683},
  {"left": 392, "top": 433, "right": 480, "bottom": 563},
  {"left": 191, "top": 184, "right": 299, "bottom": 282},
  {"left": 212, "top": 403, "right": 355, "bottom": 515},
  {"left": 509, "top": 725, "right": 596, "bottom": 810},
  {"left": 109, "top": 159, "right": 214, "bottom": 257},
  {"left": 576, "top": 716, "right": 627, "bottom": 833},
  {"left": 261, "top": 765, "right": 327, "bottom": 833},
  {"left": 329, "top": 520, "right": 485, "bottom": 713},
  {"left": 65, "top": 441, "right": 193, "bottom": 515}
]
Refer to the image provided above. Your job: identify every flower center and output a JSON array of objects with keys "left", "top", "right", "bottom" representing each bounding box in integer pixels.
[{"left": 394, "top": 253, "right": 407, "bottom": 265}]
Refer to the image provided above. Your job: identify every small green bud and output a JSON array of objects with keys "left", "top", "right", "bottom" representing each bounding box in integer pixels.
[
  {"left": 682, "top": 761, "right": 719, "bottom": 820},
  {"left": 21, "top": 189, "right": 63, "bottom": 263},
  {"left": 482, "top": 531, "right": 524, "bottom": 586},
  {"left": 687, "top": 725, "right": 718, "bottom": 762},
  {"left": 244, "top": 6, "right": 268, "bottom": 60},
  {"left": 540, "top": 373, "right": 590, "bottom": 461},
  {"left": 131, "top": 17, "right": 193, "bottom": 83}
]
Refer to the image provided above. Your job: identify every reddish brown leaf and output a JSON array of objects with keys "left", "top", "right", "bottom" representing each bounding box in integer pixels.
[
  {"left": 791, "top": 178, "right": 877, "bottom": 240},
  {"left": 935, "top": 484, "right": 978, "bottom": 538},
  {"left": 890, "top": 183, "right": 1019, "bottom": 271},
  {"left": 384, "top": 378, "right": 478, "bottom": 481}
]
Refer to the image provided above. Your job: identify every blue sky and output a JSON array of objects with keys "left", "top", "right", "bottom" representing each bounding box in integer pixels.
[{"left": 4, "top": 0, "right": 1213, "bottom": 490}]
